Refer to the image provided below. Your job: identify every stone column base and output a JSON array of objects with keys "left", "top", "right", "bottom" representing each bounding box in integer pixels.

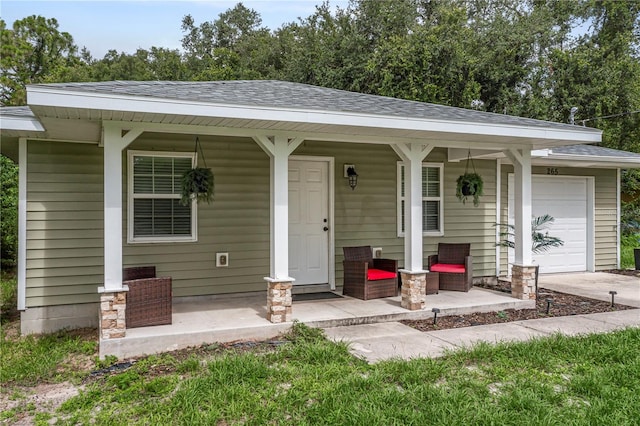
[
  {"left": 99, "top": 290, "right": 127, "bottom": 339},
  {"left": 266, "top": 279, "right": 293, "bottom": 323},
  {"left": 511, "top": 264, "right": 537, "bottom": 300},
  {"left": 400, "top": 270, "right": 427, "bottom": 310}
]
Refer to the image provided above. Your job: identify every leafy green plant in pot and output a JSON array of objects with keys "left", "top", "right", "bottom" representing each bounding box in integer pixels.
[
  {"left": 180, "top": 137, "right": 214, "bottom": 206},
  {"left": 181, "top": 167, "right": 214, "bottom": 206},
  {"left": 456, "top": 173, "right": 484, "bottom": 206},
  {"left": 495, "top": 214, "right": 564, "bottom": 297}
]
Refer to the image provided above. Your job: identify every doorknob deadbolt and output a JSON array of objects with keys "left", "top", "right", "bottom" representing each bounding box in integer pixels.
[{"left": 323, "top": 227, "right": 329, "bottom": 231}]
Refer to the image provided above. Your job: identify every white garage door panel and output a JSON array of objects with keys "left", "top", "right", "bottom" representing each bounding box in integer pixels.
[{"left": 509, "top": 176, "right": 589, "bottom": 274}]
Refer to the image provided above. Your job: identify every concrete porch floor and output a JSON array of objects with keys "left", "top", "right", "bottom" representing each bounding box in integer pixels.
[{"left": 100, "top": 287, "right": 533, "bottom": 359}]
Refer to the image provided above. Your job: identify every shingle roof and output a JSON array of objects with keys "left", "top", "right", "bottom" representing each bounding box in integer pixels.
[
  {"left": 1, "top": 106, "right": 35, "bottom": 118},
  {"left": 31, "top": 80, "right": 600, "bottom": 133},
  {"left": 552, "top": 144, "right": 640, "bottom": 159}
]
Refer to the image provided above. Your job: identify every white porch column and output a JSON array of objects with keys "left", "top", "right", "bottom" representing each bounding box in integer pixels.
[
  {"left": 253, "top": 135, "right": 303, "bottom": 323},
  {"left": 392, "top": 143, "right": 434, "bottom": 271},
  {"left": 101, "top": 124, "right": 143, "bottom": 292},
  {"left": 504, "top": 148, "right": 533, "bottom": 265},
  {"left": 505, "top": 148, "right": 536, "bottom": 301},
  {"left": 253, "top": 135, "right": 304, "bottom": 280}
]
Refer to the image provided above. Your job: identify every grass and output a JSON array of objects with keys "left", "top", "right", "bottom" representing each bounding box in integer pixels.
[
  {"left": 0, "top": 328, "right": 97, "bottom": 386},
  {"left": 2, "top": 322, "right": 639, "bottom": 425},
  {"left": 620, "top": 233, "right": 639, "bottom": 269},
  {"left": 0, "top": 270, "right": 17, "bottom": 324}
]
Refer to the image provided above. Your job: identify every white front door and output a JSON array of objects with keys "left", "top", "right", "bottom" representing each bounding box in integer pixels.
[{"left": 288, "top": 159, "right": 329, "bottom": 285}]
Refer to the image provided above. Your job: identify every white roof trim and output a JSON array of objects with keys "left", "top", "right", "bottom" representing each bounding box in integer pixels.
[
  {"left": 539, "top": 153, "right": 640, "bottom": 167},
  {"left": 0, "top": 113, "right": 45, "bottom": 132},
  {"left": 28, "top": 86, "right": 602, "bottom": 144}
]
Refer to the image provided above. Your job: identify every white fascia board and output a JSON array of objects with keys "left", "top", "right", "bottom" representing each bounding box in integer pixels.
[
  {"left": 0, "top": 114, "right": 45, "bottom": 132},
  {"left": 28, "top": 87, "right": 603, "bottom": 144},
  {"left": 534, "top": 155, "right": 640, "bottom": 168}
]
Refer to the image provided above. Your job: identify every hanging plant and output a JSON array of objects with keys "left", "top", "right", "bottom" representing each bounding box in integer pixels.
[
  {"left": 456, "top": 150, "right": 484, "bottom": 207},
  {"left": 180, "top": 137, "right": 214, "bottom": 206},
  {"left": 181, "top": 167, "right": 214, "bottom": 205}
]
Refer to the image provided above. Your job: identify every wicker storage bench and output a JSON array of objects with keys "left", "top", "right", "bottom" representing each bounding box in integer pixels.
[{"left": 123, "top": 266, "right": 172, "bottom": 328}]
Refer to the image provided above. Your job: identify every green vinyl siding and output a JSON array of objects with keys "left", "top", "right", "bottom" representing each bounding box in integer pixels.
[
  {"left": 25, "top": 140, "right": 104, "bottom": 307},
  {"left": 123, "top": 134, "right": 270, "bottom": 297},
  {"left": 592, "top": 169, "right": 618, "bottom": 270},
  {"left": 440, "top": 154, "right": 497, "bottom": 276}
]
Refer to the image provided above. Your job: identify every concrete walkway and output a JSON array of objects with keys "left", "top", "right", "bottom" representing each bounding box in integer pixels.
[
  {"left": 324, "top": 272, "right": 640, "bottom": 363},
  {"left": 538, "top": 272, "right": 640, "bottom": 307}
]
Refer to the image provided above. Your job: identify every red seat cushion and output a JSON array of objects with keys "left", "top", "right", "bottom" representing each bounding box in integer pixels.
[
  {"left": 367, "top": 269, "right": 397, "bottom": 281},
  {"left": 430, "top": 263, "right": 466, "bottom": 274}
]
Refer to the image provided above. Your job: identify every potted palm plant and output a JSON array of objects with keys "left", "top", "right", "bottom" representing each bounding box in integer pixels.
[{"left": 495, "top": 214, "right": 564, "bottom": 297}]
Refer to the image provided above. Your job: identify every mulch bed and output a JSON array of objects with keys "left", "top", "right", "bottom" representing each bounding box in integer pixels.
[{"left": 402, "top": 287, "right": 637, "bottom": 333}]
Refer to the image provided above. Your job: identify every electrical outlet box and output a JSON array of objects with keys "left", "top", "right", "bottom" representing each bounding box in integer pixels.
[
  {"left": 216, "top": 253, "right": 229, "bottom": 267},
  {"left": 373, "top": 247, "right": 383, "bottom": 258}
]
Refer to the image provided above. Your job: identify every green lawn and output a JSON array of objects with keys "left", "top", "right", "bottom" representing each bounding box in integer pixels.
[{"left": 1, "top": 322, "right": 639, "bottom": 425}]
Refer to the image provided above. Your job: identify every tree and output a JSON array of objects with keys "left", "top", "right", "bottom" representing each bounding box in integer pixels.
[
  {"left": 181, "top": 3, "right": 277, "bottom": 80},
  {"left": 0, "top": 15, "right": 79, "bottom": 105},
  {"left": 365, "top": 2, "right": 480, "bottom": 105},
  {"left": 0, "top": 155, "right": 18, "bottom": 269}
]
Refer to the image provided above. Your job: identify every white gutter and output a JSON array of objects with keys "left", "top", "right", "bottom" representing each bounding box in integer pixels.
[
  {"left": 17, "top": 138, "right": 27, "bottom": 311},
  {"left": 27, "top": 87, "right": 602, "bottom": 144},
  {"left": 542, "top": 154, "right": 640, "bottom": 166}
]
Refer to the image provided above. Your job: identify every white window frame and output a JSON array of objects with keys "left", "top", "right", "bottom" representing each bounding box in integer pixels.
[
  {"left": 127, "top": 150, "right": 198, "bottom": 243},
  {"left": 397, "top": 162, "right": 444, "bottom": 237}
]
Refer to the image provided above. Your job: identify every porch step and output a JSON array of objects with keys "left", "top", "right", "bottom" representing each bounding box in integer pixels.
[{"left": 307, "top": 295, "right": 533, "bottom": 330}]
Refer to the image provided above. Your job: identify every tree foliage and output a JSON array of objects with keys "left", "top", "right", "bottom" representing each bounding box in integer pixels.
[
  {"left": 0, "top": 15, "right": 80, "bottom": 105},
  {"left": 1, "top": 155, "right": 18, "bottom": 268}
]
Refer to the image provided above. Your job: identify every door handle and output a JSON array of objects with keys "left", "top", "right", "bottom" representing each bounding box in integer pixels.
[{"left": 323, "top": 227, "right": 329, "bottom": 232}]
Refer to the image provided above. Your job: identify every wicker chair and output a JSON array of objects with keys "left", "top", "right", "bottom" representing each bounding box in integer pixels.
[
  {"left": 427, "top": 243, "right": 473, "bottom": 292},
  {"left": 123, "top": 266, "right": 172, "bottom": 328},
  {"left": 342, "top": 246, "right": 398, "bottom": 300}
]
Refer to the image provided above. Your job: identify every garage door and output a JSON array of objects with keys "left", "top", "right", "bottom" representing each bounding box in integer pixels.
[{"left": 508, "top": 176, "right": 589, "bottom": 273}]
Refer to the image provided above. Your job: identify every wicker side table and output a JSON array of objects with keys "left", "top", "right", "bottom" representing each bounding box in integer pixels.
[{"left": 426, "top": 271, "right": 439, "bottom": 295}]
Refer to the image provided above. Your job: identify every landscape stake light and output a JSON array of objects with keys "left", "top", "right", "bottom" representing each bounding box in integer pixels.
[
  {"left": 545, "top": 298, "right": 553, "bottom": 315},
  {"left": 609, "top": 291, "right": 617, "bottom": 307},
  {"left": 432, "top": 307, "right": 440, "bottom": 325}
]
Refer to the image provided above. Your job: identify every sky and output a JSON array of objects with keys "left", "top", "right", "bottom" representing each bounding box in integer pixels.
[{"left": 1, "top": 0, "right": 350, "bottom": 58}]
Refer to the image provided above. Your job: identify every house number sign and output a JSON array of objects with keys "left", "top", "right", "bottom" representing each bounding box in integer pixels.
[{"left": 546, "top": 167, "right": 559, "bottom": 175}]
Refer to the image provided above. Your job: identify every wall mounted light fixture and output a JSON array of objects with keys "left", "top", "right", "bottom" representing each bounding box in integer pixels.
[{"left": 344, "top": 164, "right": 358, "bottom": 190}]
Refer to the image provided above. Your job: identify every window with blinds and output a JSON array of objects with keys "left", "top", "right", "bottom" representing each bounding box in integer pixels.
[
  {"left": 128, "top": 151, "right": 197, "bottom": 243},
  {"left": 397, "top": 163, "right": 444, "bottom": 236}
]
